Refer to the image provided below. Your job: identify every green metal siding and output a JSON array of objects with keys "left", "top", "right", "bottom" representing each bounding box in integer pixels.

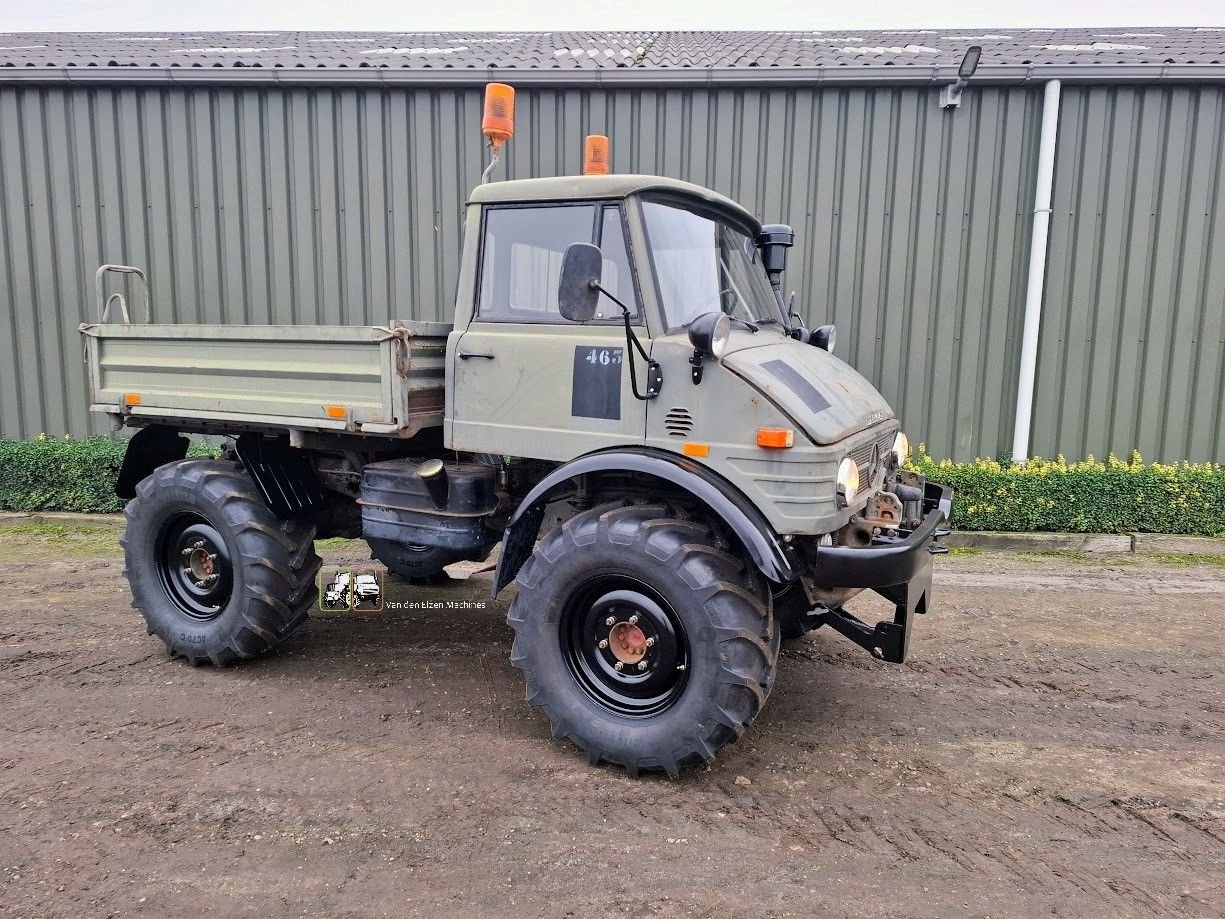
[
  {"left": 0, "top": 81, "right": 1220, "bottom": 462},
  {"left": 1037, "top": 84, "right": 1225, "bottom": 463}
]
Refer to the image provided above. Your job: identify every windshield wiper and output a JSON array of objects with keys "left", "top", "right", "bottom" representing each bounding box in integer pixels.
[{"left": 725, "top": 315, "right": 759, "bottom": 333}]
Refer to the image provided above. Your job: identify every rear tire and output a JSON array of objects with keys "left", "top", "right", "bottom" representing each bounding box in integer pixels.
[
  {"left": 121, "top": 459, "right": 320, "bottom": 665},
  {"left": 367, "top": 538, "right": 490, "bottom": 585},
  {"left": 508, "top": 502, "right": 777, "bottom": 777}
]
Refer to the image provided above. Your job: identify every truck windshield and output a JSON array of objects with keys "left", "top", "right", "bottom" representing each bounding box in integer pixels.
[{"left": 642, "top": 200, "right": 786, "bottom": 331}]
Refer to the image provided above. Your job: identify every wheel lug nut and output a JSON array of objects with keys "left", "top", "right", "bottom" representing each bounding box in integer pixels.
[
  {"left": 645, "top": 637, "right": 655, "bottom": 647},
  {"left": 598, "top": 639, "right": 608, "bottom": 649},
  {"left": 604, "top": 616, "right": 615, "bottom": 627},
  {"left": 628, "top": 614, "right": 639, "bottom": 624},
  {"left": 614, "top": 661, "right": 624, "bottom": 671},
  {"left": 637, "top": 661, "right": 647, "bottom": 671}
]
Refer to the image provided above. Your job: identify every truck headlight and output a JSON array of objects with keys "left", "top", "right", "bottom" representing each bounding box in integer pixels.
[
  {"left": 688, "top": 311, "right": 731, "bottom": 358},
  {"left": 892, "top": 432, "right": 910, "bottom": 467},
  {"left": 836, "top": 457, "right": 859, "bottom": 507}
]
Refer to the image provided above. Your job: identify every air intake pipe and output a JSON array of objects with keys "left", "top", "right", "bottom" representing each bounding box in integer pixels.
[{"left": 756, "top": 224, "right": 794, "bottom": 308}]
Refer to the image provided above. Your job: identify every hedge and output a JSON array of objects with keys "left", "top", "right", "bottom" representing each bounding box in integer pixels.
[
  {"left": 0, "top": 435, "right": 216, "bottom": 514},
  {"left": 0, "top": 436, "right": 1222, "bottom": 536},
  {"left": 911, "top": 449, "right": 1225, "bottom": 537}
]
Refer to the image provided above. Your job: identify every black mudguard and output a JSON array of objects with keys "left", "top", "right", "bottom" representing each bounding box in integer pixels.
[
  {"left": 115, "top": 425, "right": 190, "bottom": 500},
  {"left": 493, "top": 447, "right": 797, "bottom": 596}
]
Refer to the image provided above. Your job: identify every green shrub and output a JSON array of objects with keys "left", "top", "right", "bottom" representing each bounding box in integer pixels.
[
  {"left": 910, "top": 448, "right": 1225, "bottom": 537},
  {"left": 1, "top": 436, "right": 1221, "bottom": 537},
  {"left": 0, "top": 434, "right": 217, "bottom": 514}
]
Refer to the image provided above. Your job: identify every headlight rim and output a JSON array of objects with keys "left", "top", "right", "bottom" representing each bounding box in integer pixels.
[
  {"left": 892, "top": 431, "right": 911, "bottom": 468},
  {"left": 836, "top": 456, "right": 860, "bottom": 507}
]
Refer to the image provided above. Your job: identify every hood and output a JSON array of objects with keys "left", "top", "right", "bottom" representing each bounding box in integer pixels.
[{"left": 721, "top": 334, "right": 895, "bottom": 445}]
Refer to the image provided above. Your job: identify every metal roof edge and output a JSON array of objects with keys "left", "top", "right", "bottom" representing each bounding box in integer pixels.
[{"left": 3, "top": 62, "right": 1225, "bottom": 88}]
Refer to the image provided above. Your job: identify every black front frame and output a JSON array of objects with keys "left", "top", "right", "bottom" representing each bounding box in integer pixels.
[{"left": 803, "top": 481, "right": 953, "bottom": 664}]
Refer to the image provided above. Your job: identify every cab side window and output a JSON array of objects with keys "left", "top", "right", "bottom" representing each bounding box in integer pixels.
[
  {"left": 478, "top": 204, "right": 595, "bottom": 322},
  {"left": 477, "top": 203, "right": 638, "bottom": 323}
]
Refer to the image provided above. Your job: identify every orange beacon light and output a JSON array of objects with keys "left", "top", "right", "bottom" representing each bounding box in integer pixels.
[
  {"left": 482, "top": 83, "right": 516, "bottom": 149},
  {"left": 583, "top": 134, "right": 611, "bottom": 175}
]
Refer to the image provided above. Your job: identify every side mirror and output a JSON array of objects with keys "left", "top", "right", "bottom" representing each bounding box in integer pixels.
[{"left": 558, "top": 242, "right": 603, "bottom": 322}]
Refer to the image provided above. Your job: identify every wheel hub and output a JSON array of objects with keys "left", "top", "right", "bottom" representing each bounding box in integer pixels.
[
  {"left": 183, "top": 541, "right": 219, "bottom": 586},
  {"left": 607, "top": 620, "right": 649, "bottom": 665}
]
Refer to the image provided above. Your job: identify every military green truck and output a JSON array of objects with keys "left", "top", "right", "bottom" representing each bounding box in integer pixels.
[{"left": 80, "top": 100, "right": 950, "bottom": 777}]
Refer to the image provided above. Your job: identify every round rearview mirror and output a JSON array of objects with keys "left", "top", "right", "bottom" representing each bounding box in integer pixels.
[{"left": 688, "top": 311, "right": 732, "bottom": 357}]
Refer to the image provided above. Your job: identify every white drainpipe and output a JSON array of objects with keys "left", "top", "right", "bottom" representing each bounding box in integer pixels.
[{"left": 1011, "top": 79, "right": 1062, "bottom": 463}]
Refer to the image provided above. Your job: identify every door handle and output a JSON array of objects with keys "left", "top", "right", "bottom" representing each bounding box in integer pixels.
[{"left": 458, "top": 351, "right": 496, "bottom": 360}]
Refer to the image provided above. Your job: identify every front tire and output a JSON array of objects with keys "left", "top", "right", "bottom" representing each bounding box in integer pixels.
[
  {"left": 507, "top": 502, "right": 777, "bottom": 777},
  {"left": 121, "top": 459, "right": 320, "bottom": 665}
]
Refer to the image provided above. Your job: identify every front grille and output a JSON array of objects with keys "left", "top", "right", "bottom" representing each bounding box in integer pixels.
[
  {"left": 848, "top": 428, "right": 898, "bottom": 487},
  {"left": 664, "top": 407, "right": 694, "bottom": 436}
]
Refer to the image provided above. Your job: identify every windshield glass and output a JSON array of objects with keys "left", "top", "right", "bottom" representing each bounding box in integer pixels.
[{"left": 642, "top": 200, "right": 787, "bottom": 331}]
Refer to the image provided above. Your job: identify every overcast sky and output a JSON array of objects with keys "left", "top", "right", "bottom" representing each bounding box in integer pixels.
[{"left": 5, "top": 0, "right": 1224, "bottom": 32}]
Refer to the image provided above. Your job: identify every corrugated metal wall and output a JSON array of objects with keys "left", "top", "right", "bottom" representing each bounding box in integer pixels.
[
  {"left": 1038, "top": 85, "right": 1225, "bottom": 463},
  {"left": 0, "top": 81, "right": 1221, "bottom": 461}
]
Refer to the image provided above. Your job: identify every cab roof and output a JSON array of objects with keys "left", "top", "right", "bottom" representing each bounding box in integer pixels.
[{"left": 468, "top": 174, "right": 759, "bottom": 233}]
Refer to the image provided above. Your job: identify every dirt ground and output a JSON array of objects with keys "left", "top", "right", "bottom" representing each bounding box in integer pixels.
[{"left": 1, "top": 524, "right": 1222, "bottom": 918}]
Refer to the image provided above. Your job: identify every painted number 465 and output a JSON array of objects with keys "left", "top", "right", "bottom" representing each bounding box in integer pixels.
[{"left": 585, "top": 349, "right": 621, "bottom": 366}]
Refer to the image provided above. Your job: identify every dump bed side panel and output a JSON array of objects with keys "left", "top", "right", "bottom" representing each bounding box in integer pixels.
[{"left": 80, "top": 322, "right": 450, "bottom": 438}]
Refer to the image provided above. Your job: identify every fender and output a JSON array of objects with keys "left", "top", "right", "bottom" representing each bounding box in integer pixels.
[
  {"left": 115, "top": 424, "right": 190, "bottom": 499},
  {"left": 493, "top": 447, "right": 797, "bottom": 595}
]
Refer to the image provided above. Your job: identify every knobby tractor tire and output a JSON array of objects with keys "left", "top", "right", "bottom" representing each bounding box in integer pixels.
[
  {"left": 121, "top": 459, "right": 321, "bottom": 666},
  {"left": 507, "top": 502, "right": 778, "bottom": 778},
  {"left": 367, "top": 538, "right": 490, "bottom": 586}
]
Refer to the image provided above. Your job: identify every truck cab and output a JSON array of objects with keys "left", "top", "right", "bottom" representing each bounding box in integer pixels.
[{"left": 448, "top": 174, "right": 903, "bottom": 539}]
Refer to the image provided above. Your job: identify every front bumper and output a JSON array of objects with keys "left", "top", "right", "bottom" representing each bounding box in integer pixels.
[{"left": 801, "top": 481, "right": 952, "bottom": 664}]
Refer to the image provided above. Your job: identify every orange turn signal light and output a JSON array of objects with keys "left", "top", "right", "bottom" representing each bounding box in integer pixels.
[
  {"left": 756, "top": 427, "right": 794, "bottom": 449},
  {"left": 123, "top": 392, "right": 141, "bottom": 406},
  {"left": 482, "top": 83, "right": 515, "bottom": 148},
  {"left": 682, "top": 442, "right": 710, "bottom": 458},
  {"left": 324, "top": 404, "right": 347, "bottom": 419},
  {"left": 583, "top": 134, "right": 610, "bottom": 175}
]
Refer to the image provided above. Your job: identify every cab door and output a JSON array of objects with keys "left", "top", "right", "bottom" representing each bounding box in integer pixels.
[{"left": 450, "top": 202, "right": 648, "bottom": 461}]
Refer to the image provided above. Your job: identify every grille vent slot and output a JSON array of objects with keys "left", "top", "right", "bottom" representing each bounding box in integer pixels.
[
  {"left": 664, "top": 407, "right": 694, "bottom": 436},
  {"left": 849, "top": 430, "right": 898, "bottom": 485}
]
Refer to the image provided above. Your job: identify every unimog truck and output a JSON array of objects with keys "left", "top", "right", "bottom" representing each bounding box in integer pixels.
[{"left": 80, "top": 84, "right": 951, "bottom": 777}]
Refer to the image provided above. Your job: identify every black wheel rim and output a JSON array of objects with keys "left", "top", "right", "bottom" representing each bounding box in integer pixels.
[
  {"left": 560, "top": 577, "right": 690, "bottom": 718},
  {"left": 154, "top": 512, "right": 233, "bottom": 620}
]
